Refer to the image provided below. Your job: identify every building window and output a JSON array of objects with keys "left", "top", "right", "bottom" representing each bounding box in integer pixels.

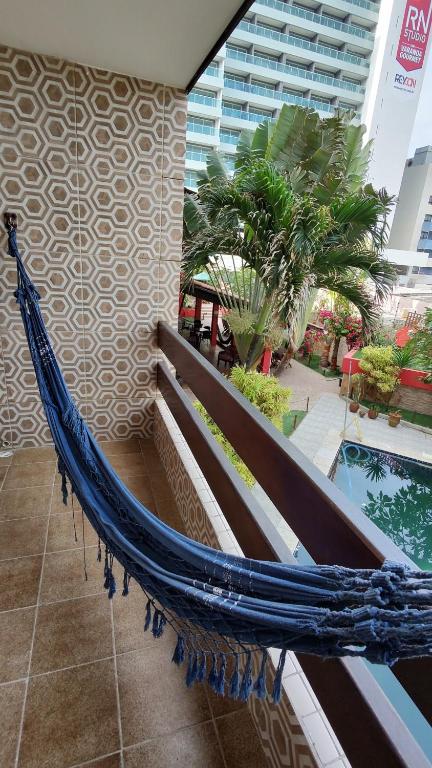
[
  {"left": 185, "top": 170, "right": 199, "bottom": 190},
  {"left": 425, "top": 214, "right": 432, "bottom": 221},
  {"left": 187, "top": 116, "right": 215, "bottom": 135},
  {"left": 220, "top": 128, "right": 241, "bottom": 145},
  {"left": 429, "top": 195, "right": 432, "bottom": 204}
]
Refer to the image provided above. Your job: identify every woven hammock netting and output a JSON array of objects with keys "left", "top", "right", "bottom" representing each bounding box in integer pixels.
[{"left": 5, "top": 222, "right": 432, "bottom": 704}]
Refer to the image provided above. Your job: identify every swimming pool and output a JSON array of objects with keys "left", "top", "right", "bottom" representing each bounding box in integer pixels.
[{"left": 331, "top": 442, "right": 432, "bottom": 571}]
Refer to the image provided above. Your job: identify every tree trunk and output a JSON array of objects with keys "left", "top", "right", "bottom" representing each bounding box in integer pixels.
[
  {"left": 330, "top": 336, "right": 341, "bottom": 371},
  {"left": 320, "top": 341, "right": 331, "bottom": 368}
]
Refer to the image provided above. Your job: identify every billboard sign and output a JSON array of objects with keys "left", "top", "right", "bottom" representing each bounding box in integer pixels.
[{"left": 396, "top": 0, "right": 432, "bottom": 72}]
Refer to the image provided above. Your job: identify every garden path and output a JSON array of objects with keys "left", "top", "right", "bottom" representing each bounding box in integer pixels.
[{"left": 277, "top": 359, "right": 340, "bottom": 412}]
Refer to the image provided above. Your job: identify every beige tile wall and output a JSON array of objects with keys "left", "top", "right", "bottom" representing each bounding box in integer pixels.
[{"left": 0, "top": 45, "right": 185, "bottom": 448}]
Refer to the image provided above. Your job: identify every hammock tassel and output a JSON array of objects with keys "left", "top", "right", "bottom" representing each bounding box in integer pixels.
[
  {"left": 153, "top": 611, "right": 167, "bottom": 638},
  {"left": 58, "top": 458, "right": 68, "bottom": 505},
  {"left": 272, "top": 649, "right": 287, "bottom": 705},
  {"left": 172, "top": 634, "right": 185, "bottom": 665},
  {"left": 229, "top": 654, "right": 240, "bottom": 699},
  {"left": 144, "top": 599, "right": 152, "bottom": 632},
  {"left": 186, "top": 650, "right": 198, "bottom": 688},
  {"left": 208, "top": 653, "right": 218, "bottom": 692},
  {"left": 97, "top": 538, "right": 102, "bottom": 562},
  {"left": 239, "top": 650, "right": 253, "bottom": 702},
  {"left": 108, "top": 570, "right": 116, "bottom": 599},
  {"left": 216, "top": 653, "right": 226, "bottom": 695},
  {"left": 253, "top": 649, "right": 268, "bottom": 700},
  {"left": 197, "top": 652, "right": 206, "bottom": 682},
  {"left": 122, "top": 570, "right": 130, "bottom": 597}
]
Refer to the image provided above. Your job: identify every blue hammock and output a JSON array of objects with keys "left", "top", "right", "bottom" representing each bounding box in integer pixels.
[{"left": 5, "top": 219, "right": 432, "bottom": 703}]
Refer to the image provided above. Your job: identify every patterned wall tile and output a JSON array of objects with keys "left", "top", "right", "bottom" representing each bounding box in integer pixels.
[
  {"left": 81, "top": 398, "right": 154, "bottom": 441},
  {"left": 0, "top": 342, "right": 7, "bottom": 406},
  {"left": 1, "top": 44, "right": 186, "bottom": 447},
  {"left": 162, "top": 86, "right": 187, "bottom": 180},
  {"left": 160, "top": 176, "right": 183, "bottom": 262},
  {"left": 77, "top": 172, "right": 162, "bottom": 260},
  {"left": 0, "top": 247, "right": 83, "bottom": 334},
  {"left": 0, "top": 46, "right": 76, "bottom": 164},
  {"left": 81, "top": 330, "right": 156, "bottom": 401},
  {"left": 80, "top": 253, "right": 159, "bottom": 334},
  {"left": 1, "top": 329, "right": 87, "bottom": 401},
  {"left": 0, "top": 158, "right": 81, "bottom": 253},
  {"left": 74, "top": 65, "right": 165, "bottom": 176},
  {"left": 6, "top": 395, "right": 52, "bottom": 448},
  {"left": 157, "top": 261, "right": 181, "bottom": 325}
]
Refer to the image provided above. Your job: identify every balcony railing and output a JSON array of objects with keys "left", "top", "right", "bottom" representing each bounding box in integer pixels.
[
  {"left": 188, "top": 91, "right": 218, "bottom": 107},
  {"left": 204, "top": 64, "right": 220, "bottom": 77},
  {"left": 186, "top": 147, "right": 209, "bottom": 162},
  {"left": 237, "top": 20, "right": 370, "bottom": 68},
  {"left": 219, "top": 131, "right": 241, "bottom": 144},
  {"left": 225, "top": 46, "right": 365, "bottom": 95},
  {"left": 186, "top": 120, "right": 216, "bottom": 135},
  {"left": 157, "top": 321, "right": 431, "bottom": 768},
  {"left": 255, "top": 0, "right": 375, "bottom": 40},
  {"left": 224, "top": 77, "right": 335, "bottom": 113},
  {"left": 222, "top": 105, "right": 272, "bottom": 122}
]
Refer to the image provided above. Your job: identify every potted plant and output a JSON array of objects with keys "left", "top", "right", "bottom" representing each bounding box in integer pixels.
[
  {"left": 368, "top": 406, "right": 379, "bottom": 419},
  {"left": 388, "top": 410, "right": 401, "bottom": 427}
]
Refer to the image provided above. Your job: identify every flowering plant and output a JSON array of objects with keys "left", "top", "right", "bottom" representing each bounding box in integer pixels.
[
  {"left": 319, "top": 310, "right": 362, "bottom": 348},
  {"left": 302, "top": 327, "right": 324, "bottom": 354}
]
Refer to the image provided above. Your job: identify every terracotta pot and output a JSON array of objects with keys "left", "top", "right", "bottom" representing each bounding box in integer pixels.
[
  {"left": 368, "top": 409, "right": 378, "bottom": 419},
  {"left": 388, "top": 413, "right": 401, "bottom": 427},
  {"left": 349, "top": 402, "right": 360, "bottom": 413}
]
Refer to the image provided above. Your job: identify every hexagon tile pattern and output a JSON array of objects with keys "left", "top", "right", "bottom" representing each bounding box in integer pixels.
[{"left": 0, "top": 43, "right": 186, "bottom": 447}]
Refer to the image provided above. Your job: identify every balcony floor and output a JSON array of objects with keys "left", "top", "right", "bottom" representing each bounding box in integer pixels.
[{"left": 0, "top": 439, "right": 268, "bottom": 768}]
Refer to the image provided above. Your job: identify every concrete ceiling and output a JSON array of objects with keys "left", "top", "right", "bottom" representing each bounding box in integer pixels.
[{"left": 0, "top": 0, "right": 250, "bottom": 90}]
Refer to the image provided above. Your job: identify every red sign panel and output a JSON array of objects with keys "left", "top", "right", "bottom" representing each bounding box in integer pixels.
[{"left": 396, "top": 0, "right": 432, "bottom": 72}]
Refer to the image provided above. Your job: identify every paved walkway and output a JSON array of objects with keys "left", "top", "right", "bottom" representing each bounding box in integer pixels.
[{"left": 277, "top": 359, "right": 340, "bottom": 412}]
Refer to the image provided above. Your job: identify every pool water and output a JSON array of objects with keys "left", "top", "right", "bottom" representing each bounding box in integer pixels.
[{"left": 331, "top": 442, "right": 432, "bottom": 571}]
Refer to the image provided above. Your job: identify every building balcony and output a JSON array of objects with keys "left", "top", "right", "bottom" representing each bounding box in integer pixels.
[
  {"left": 223, "top": 78, "right": 360, "bottom": 117},
  {"left": 233, "top": 20, "right": 370, "bottom": 73},
  {"left": 225, "top": 47, "right": 366, "bottom": 100},
  {"left": 252, "top": 0, "right": 376, "bottom": 44}
]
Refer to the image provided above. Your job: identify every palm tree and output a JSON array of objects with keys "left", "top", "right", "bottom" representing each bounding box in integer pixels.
[{"left": 183, "top": 106, "right": 396, "bottom": 369}]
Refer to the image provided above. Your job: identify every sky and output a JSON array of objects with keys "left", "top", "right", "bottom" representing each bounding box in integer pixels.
[{"left": 408, "top": 63, "right": 432, "bottom": 155}]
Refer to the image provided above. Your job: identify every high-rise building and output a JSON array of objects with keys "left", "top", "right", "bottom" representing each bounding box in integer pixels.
[
  {"left": 388, "top": 146, "right": 432, "bottom": 285},
  {"left": 185, "top": 0, "right": 432, "bottom": 203}
]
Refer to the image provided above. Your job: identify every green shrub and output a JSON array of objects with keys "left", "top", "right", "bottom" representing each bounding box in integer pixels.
[
  {"left": 194, "top": 367, "right": 291, "bottom": 486},
  {"left": 229, "top": 366, "right": 291, "bottom": 429},
  {"left": 392, "top": 344, "right": 414, "bottom": 369},
  {"left": 359, "top": 346, "right": 400, "bottom": 398}
]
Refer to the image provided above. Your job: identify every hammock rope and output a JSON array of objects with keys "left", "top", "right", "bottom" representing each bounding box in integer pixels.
[{"left": 4, "top": 219, "right": 432, "bottom": 703}]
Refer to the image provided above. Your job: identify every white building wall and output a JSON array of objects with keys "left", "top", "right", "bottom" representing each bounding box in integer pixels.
[{"left": 362, "top": 0, "right": 432, "bottom": 201}]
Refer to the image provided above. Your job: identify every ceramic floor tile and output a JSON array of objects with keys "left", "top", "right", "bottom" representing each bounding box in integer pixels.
[
  {"left": 75, "top": 755, "right": 121, "bottom": 768},
  {"left": 40, "top": 547, "right": 105, "bottom": 603},
  {"left": 117, "top": 645, "right": 210, "bottom": 745},
  {"left": 0, "top": 555, "right": 43, "bottom": 612},
  {"left": 215, "top": 709, "right": 268, "bottom": 768},
  {"left": 123, "top": 721, "right": 224, "bottom": 768},
  {"left": 0, "top": 517, "right": 48, "bottom": 560},
  {"left": 46, "top": 513, "right": 98, "bottom": 553},
  {"left": 19, "top": 659, "right": 120, "bottom": 768},
  {"left": 31, "top": 594, "right": 113, "bottom": 674},
  {"left": 109, "top": 453, "right": 147, "bottom": 477},
  {"left": 0, "top": 465, "right": 8, "bottom": 487},
  {"left": 3, "top": 462, "right": 56, "bottom": 490},
  {"left": 121, "top": 475, "right": 157, "bottom": 511},
  {"left": 100, "top": 438, "right": 142, "bottom": 456},
  {"left": 50, "top": 492, "right": 82, "bottom": 515},
  {"left": 113, "top": 582, "right": 161, "bottom": 654},
  {"left": 0, "top": 680, "right": 26, "bottom": 768},
  {"left": 12, "top": 446, "right": 56, "bottom": 465},
  {"left": 0, "top": 607, "right": 35, "bottom": 682},
  {"left": 0, "top": 486, "right": 52, "bottom": 521}
]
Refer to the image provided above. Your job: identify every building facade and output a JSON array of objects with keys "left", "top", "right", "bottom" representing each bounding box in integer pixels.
[
  {"left": 388, "top": 145, "right": 432, "bottom": 285},
  {"left": 185, "top": 0, "right": 432, "bottom": 203}
]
